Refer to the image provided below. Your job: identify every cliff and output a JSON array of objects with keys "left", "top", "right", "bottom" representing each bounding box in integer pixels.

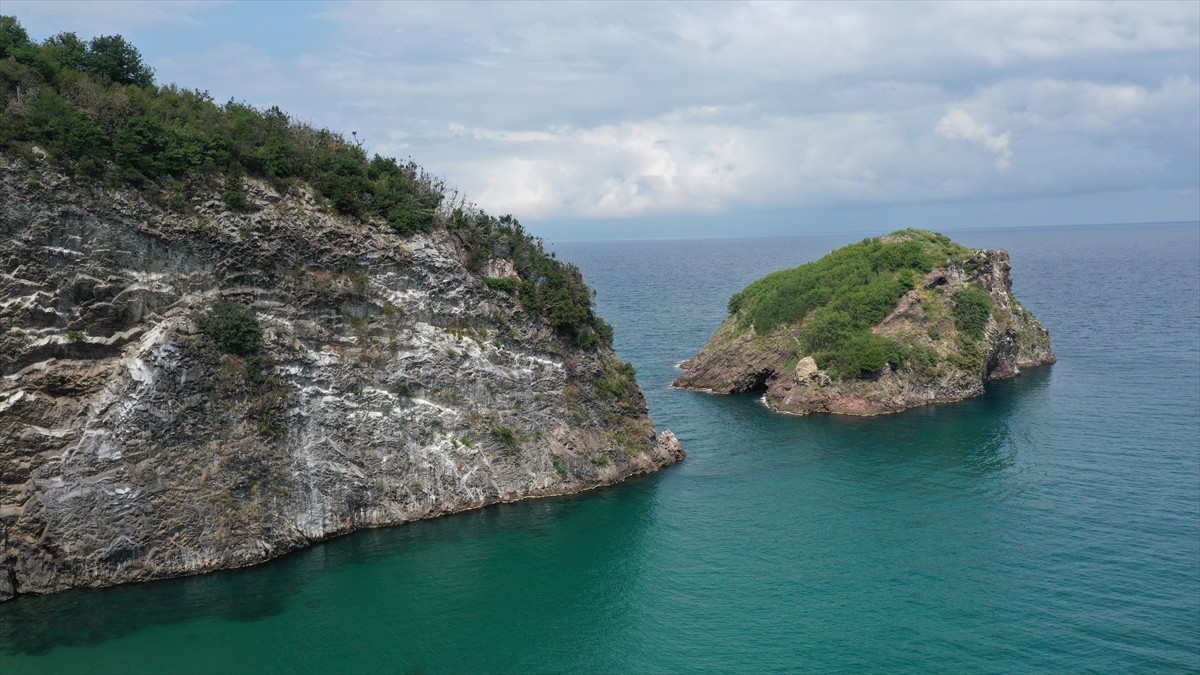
[
  {"left": 674, "top": 230, "right": 1054, "bottom": 415},
  {"left": 0, "top": 154, "right": 683, "bottom": 601}
]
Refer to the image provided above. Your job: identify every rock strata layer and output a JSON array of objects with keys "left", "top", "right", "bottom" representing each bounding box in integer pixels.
[
  {"left": 0, "top": 155, "right": 683, "bottom": 601},
  {"left": 675, "top": 232, "right": 1055, "bottom": 415}
]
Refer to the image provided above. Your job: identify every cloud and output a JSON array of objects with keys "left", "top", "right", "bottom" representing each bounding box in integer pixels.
[
  {"left": 936, "top": 109, "right": 1014, "bottom": 170},
  {"left": 442, "top": 107, "right": 1021, "bottom": 219},
  {"left": 296, "top": 1, "right": 1196, "bottom": 219},
  {"left": 4, "top": 0, "right": 1197, "bottom": 226},
  {"left": 446, "top": 116, "right": 755, "bottom": 218}
]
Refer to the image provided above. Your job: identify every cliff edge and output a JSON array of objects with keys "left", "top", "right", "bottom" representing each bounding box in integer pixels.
[
  {"left": 0, "top": 155, "right": 683, "bottom": 601},
  {"left": 674, "top": 229, "right": 1054, "bottom": 415}
]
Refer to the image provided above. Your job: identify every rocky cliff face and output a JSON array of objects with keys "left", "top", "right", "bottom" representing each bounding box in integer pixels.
[
  {"left": 675, "top": 237, "right": 1054, "bottom": 416},
  {"left": 0, "top": 154, "right": 683, "bottom": 601}
]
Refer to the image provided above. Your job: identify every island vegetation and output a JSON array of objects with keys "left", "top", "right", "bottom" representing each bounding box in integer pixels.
[
  {"left": 726, "top": 229, "right": 974, "bottom": 380},
  {"left": 675, "top": 229, "right": 1055, "bottom": 415}
]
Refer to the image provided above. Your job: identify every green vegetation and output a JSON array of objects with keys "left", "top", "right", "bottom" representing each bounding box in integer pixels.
[
  {"left": 907, "top": 343, "right": 941, "bottom": 380},
  {"left": 490, "top": 425, "right": 519, "bottom": 452},
  {"left": 0, "top": 17, "right": 612, "bottom": 351},
  {"left": 552, "top": 457, "right": 568, "bottom": 478},
  {"left": 0, "top": 17, "right": 441, "bottom": 227},
  {"left": 452, "top": 210, "right": 612, "bottom": 348},
  {"left": 951, "top": 284, "right": 992, "bottom": 341},
  {"left": 594, "top": 357, "right": 639, "bottom": 400},
  {"left": 483, "top": 277, "right": 518, "bottom": 294},
  {"left": 726, "top": 230, "right": 972, "bottom": 380},
  {"left": 195, "top": 298, "right": 287, "bottom": 437},
  {"left": 66, "top": 330, "right": 84, "bottom": 342},
  {"left": 197, "top": 298, "right": 262, "bottom": 358},
  {"left": 221, "top": 172, "right": 246, "bottom": 211}
]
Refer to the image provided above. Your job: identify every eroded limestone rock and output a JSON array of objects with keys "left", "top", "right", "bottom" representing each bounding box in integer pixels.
[{"left": 0, "top": 155, "right": 683, "bottom": 601}]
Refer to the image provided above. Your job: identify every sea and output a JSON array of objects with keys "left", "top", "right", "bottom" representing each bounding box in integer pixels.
[{"left": 2, "top": 221, "right": 1198, "bottom": 673}]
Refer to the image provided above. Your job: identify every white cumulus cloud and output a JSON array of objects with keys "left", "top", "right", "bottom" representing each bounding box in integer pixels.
[{"left": 936, "top": 109, "right": 1014, "bottom": 170}]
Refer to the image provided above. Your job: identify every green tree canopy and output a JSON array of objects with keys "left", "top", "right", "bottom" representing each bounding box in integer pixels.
[
  {"left": 84, "top": 34, "right": 154, "bottom": 86},
  {"left": 0, "top": 15, "right": 31, "bottom": 57},
  {"left": 0, "top": 16, "right": 611, "bottom": 350}
]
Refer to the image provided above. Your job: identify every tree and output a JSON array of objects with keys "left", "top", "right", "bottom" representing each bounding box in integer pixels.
[
  {"left": 42, "top": 32, "right": 87, "bottom": 71},
  {"left": 0, "top": 16, "right": 31, "bottom": 58},
  {"left": 24, "top": 90, "right": 107, "bottom": 162},
  {"left": 113, "top": 115, "right": 170, "bottom": 178},
  {"left": 84, "top": 35, "right": 153, "bottom": 86}
]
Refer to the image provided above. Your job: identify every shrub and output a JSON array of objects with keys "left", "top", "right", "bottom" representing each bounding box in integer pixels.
[
  {"left": 594, "top": 358, "right": 638, "bottom": 399},
  {"left": 952, "top": 284, "right": 992, "bottom": 341},
  {"left": 813, "top": 332, "right": 907, "bottom": 380},
  {"left": 491, "top": 425, "right": 519, "bottom": 452},
  {"left": 112, "top": 115, "right": 171, "bottom": 179},
  {"left": 0, "top": 18, "right": 445, "bottom": 231},
  {"left": 552, "top": 457, "right": 568, "bottom": 478},
  {"left": 24, "top": 90, "right": 107, "bottom": 162},
  {"left": 453, "top": 209, "right": 609, "bottom": 348},
  {"left": 730, "top": 230, "right": 965, "bottom": 334},
  {"left": 0, "top": 17, "right": 616, "bottom": 352},
  {"left": 83, "top": 34, "right": 153, "bottom": 86},
  {"left": 222, "top": 173, "right": 246, "bottom": 211},
  {"left": 197, "top": 298, "right": 262, "bottom": 357},
  {"left": 0, "top": 16, "right": 31, "bottom": 58},
  {"left": 484, "top": 277, "right": 518, "bottom": 294},
  {"left": 907, "top": 344, "right": 941, "bottom": 379}
]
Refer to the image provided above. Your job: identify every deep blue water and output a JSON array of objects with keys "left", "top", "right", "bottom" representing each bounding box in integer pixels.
[{"left": 2, "top": 222, "right": 1198, "bottom": 673}]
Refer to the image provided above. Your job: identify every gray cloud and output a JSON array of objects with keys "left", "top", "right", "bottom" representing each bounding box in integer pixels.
[{"left": 5, "top": 0, "right": 1198, "bottom": 227}]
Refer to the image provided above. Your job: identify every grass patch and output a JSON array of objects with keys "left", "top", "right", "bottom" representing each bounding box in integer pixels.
[
  {"left": 552, "top": 457, "right": 568, "bottom": 478},
  {"left": 491, "top": 425, "right": 519, "bottom": 453},
  {"left": 594, "top": 357, "right": 638, "bottom": 400}
]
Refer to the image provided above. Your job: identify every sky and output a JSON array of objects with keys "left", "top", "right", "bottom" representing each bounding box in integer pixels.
[{"left": 6, "top": 0, "right": 1199, "bottom": 240}]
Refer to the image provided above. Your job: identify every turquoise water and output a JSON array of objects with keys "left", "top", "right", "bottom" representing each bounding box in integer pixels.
[{"left": 3, "top": 222, "right": 1198, "bottom": 673}]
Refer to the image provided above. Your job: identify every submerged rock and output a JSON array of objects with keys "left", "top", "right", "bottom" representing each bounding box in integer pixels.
[
  {"left": 0, "top": 155, "right": 683, "bottom": 601},
  {"left": 675, "top": 229, "right": 1054, "bottom": 415}
]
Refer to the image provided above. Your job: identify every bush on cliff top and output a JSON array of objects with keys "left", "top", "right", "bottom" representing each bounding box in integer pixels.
[
  {"left": 0, "top": 17, "right": 611, "bottom": 350},
  {"left": 450, "top": 209, "right": 612, "bottom": 349},
  {"left": 0, "top": 17, "right": 443, "bottom": 232},
  {"left": 726, "top": 229, "right": 971, "bottom": 379}
]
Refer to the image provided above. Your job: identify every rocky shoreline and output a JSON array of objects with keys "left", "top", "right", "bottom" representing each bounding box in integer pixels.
[
  {"left": 0, "top": 155, "right": 683, "bottom": 601},
  {"left": 675, "top": 236, "right": 1055, "bottom": 416}
]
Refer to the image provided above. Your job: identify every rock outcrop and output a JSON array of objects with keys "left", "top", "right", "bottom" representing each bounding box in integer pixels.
[
  {"left": 0, "top": 154, "right": 683, "bottom": 601},
  {"left": 675, "top": 231, "right": 1054, "bottom": 415}
]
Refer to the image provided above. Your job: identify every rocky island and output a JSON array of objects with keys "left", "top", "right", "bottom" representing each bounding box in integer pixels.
[
  {"left": 675, "top": 229, "right": 1055, "bottom": 415},
  {"left": 0, "top": 21, "right": 682, "bottom": 602}
]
